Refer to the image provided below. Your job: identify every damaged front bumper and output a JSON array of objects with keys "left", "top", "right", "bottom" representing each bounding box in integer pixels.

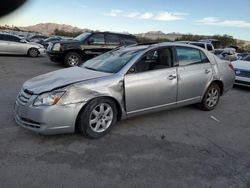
[{"left": 14, "top": 95, "right": 85, "bottom": 135}]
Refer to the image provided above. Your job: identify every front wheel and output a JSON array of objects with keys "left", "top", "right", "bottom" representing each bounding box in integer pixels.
[
  {"left": 199, "top": 83, "right": 220, "bottom": 111},
  {"left": 64, "top": 52, "right": 81, "bottom": 67},
  {"left": 28, "top": 48, "right": 39, "bottom": 57},
  {"left": 77, "top": 98, "right": 117, "bottom": 139}
]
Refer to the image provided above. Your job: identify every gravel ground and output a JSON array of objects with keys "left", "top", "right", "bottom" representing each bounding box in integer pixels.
[{"left": 0, "top": 55, "right": 249, "bottom": 188}]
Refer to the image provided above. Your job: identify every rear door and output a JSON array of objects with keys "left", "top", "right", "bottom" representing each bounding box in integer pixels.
[
  {"left": 124, "top": 47, "right": 178, "bottom": 113},
  {"left": 175, "top": 46, "right": 213, "bottom": 102}
]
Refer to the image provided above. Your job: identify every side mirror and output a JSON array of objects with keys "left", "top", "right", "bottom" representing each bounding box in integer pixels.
[
  {"left": 128, "top": 67, "right": 136, "bottom": 74},
  {"left": 20, "top": 39, "right": 27, "bottom": 43},
  {"left": 88, "top": 38, "right": 94, "bottom": 45}
]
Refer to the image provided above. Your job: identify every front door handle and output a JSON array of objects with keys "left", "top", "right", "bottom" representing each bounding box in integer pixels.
[
  {"left": 205, "top": 69, "right": 211, "bottom": 74},
  {"left": 167, "top": 74, "right": 177, "bottom": 80}
]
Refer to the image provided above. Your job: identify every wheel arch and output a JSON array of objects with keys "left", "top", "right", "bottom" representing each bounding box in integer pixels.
[
  {"left": 210, "top": 80, "right": 224, "bottom": 96},
  {"left": 64, "top": 49, "right": 84, "bottom": 58},
  {"left": 75, "top": 96, "right": 123, "bottom": 132},
  {"left": 27, "top": 47, "right": 40, "bottom": 56}
]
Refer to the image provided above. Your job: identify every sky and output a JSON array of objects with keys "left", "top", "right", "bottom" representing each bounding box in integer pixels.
[{"left": 0, "top": 0, "right": 250, "bottom": 40}]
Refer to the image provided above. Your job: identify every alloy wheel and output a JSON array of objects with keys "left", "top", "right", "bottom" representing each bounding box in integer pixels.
[
  {"left": 205, "top": 88, "right": 219, "bottom": 108},
  {"left": 89, "top": 103, "right": 114, "bottom": 133},
  {"left": 68, "top": 55, "right": 79, "bottom": 66}
]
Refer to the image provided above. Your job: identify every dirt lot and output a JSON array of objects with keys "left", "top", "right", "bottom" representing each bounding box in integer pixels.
[{"left": 0, "top": 55, "right": 249, "bottom": 188}]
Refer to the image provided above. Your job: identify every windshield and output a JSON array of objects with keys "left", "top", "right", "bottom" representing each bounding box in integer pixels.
[
  {"left": 81, "top": 49, "right": 142, "bottom": 73},
  {"left": 74, "top": 32, "right": 91, "bottom": 41}
]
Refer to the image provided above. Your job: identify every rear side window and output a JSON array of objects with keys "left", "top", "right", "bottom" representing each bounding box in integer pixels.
[
  {"left": 190, "top": 42, "right": 205, "bottom": 49},
  {"left": 176, "top": 47, "right": 209, "bottom": 66},
  {"left": 106, "top": 34, "right": 120, "bottom": 45},
  {"left": 0, "top": 34, "right": 3, "bottom": 40}
]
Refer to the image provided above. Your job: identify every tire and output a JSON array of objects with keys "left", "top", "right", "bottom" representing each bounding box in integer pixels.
[
  {"left": 28, "top": 48, "right": 39, "bottom": 57},
  {"left": 64, "top": 52, "right": 81, "bottom": 67},
  {"left": 199, "top": 83, "right": 221, "bottom": 111},
  {"left": 77, "top": 98, "right": 117, "bottom": 139}
]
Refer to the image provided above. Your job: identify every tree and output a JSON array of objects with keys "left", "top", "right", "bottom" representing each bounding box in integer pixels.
[{"left": 54, "top": 28, "right": 82, "bottom": 37}]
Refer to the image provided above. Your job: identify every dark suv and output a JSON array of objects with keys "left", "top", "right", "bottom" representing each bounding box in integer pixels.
[{"left": 47, "top": 32, "right": 137, "bottom": 67}]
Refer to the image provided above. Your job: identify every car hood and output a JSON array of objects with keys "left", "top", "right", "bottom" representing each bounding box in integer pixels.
[
  {"left": 231, "top": 60, "right": 250, "bottom": 70},
  {"left": 55, "top": 39, "right": 80, "bottom": 45},
  {"left": 29, "top": 42, "right": 44, "bottom": 48},
  {"left": 23, "top": 67, "right": 112, "bottom": 94}
]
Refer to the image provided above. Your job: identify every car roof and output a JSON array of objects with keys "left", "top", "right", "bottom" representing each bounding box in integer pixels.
[
  {"left": 0, "top": 33, "right": 21, "bottom": 38},
  {"left": 118, "top": 42, "right": 209, "bottom": 52},
  {"left": 90, "top": 31, "right": 135, "bottom": 37}
]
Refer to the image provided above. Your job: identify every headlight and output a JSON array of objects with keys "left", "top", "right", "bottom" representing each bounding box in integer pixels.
[
  {"left": 33, "top": 91, "right": 65, "bottom": 106},
  {"left": 52, "top": 43, "right": 61, "bottom": 51}
]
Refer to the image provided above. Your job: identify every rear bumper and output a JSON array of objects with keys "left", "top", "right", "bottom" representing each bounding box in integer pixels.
[{"left": 14, "top": 99, "right": 85, "bottom": 135}]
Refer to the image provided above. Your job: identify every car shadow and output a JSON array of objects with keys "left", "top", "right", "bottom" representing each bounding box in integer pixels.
[{"left": 233, "top": 85, "right": 250, "bottom": 91}]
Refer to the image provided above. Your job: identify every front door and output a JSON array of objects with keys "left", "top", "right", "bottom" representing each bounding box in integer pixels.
[{"left": 124, "top": 47, "right": 178, "bottom": 113}]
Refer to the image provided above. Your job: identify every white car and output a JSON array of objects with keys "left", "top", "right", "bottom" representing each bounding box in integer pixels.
[
  {"left": 231, "top": 55, "right": 250, "bottom": 87},
  {"left": 0, "top": 33, "right": 46, "bottom": 57}
]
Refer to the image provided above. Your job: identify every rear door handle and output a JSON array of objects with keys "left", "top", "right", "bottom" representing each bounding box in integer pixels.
[
  {"left": 167, "top": 74, "right": 177, "bottom": 80},
  {"left": 205, "top": 69, "right": 211, "bottom": 74}
]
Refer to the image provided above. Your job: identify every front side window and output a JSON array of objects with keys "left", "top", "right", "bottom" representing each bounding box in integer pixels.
[
  {"left": 88, "top": 34, "right": 105, "bottom": 45},
  {"left": 176, "top": 47, "right": 209, "bottom": 66},
  {"left": 106, "top": 34, "right": 120, "bottom": 45},
  {"left": 134, "top": 48, "right": 172, "bottom": 73},
  {"left": 243, "top": 55, "right": 250, "bottom": 61},
  {"left": 74, "top": 32, "right": 91, "bottom": 41},
  {"left": 3, "top": 35, "right": 20, "bottom": 42}
]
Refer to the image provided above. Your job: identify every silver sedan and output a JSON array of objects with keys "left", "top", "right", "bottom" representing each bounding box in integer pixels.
[
  {"left": 14, "top": 43, "right": 235, "bottom": 138},
  {"left": 0, "top": 33, "right": 46, "bottom": 57}
]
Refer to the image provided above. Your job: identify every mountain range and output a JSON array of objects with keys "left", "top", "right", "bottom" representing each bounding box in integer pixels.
[
  {"left": 1, "top": 23, "right": 250, "bottom": 45},
  {"left": 19, "top": 23, "right": 89, "bottom": 35}
]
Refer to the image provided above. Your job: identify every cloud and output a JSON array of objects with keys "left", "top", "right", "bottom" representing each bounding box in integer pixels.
[
  {"left": 155, "top": 12, "right": 188, "bottom": 21},
  {"left": 105, "top": 9, "right": 123, "bottom": 17},
  {"left": 196, "top": 17, "right": 250, "bottom": 29},
  {"left": 105, "top": 9, "right": 188, "bottom": 21},
  {"left": 139, "top": 12, "right": 154, "bottom": 19},
  {"left": 125, "top": 10, "right": 140, "bottom": 18}
]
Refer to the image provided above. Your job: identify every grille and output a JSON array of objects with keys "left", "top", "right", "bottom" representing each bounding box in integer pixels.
[
  {"left": 17, "top": 89, "right": 33, "bottom": 105},
  {"left": 235, "top": 69, "right": 250, "bottom": 78},
  {"left": 47, "top": 42, "right": 53, "bottom": 51}
]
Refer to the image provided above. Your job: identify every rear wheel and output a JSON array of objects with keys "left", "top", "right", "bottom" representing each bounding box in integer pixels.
[
  {"left": 199, "top": 83, "right": 220, "bottom": 111},
  {"left": 77, "top": 98, "right": 117, "bottom": 139},
  {"left": 28, "top": 48, "right": 39, "bottom": 57},
  {"left": 64, "top": 52, "right": 81, "bottom": 67}
]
